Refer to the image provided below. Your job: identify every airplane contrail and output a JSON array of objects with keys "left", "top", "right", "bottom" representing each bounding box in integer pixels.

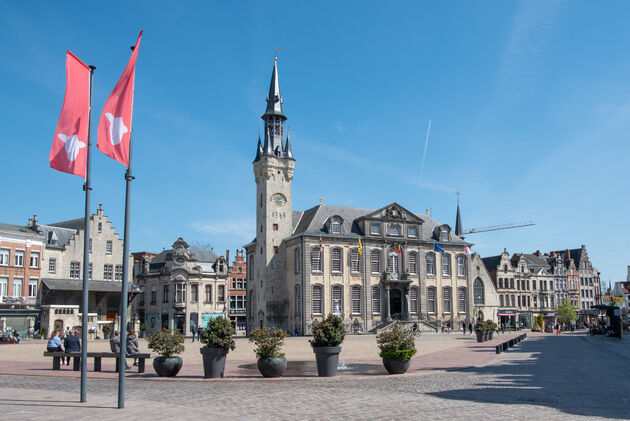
[{"left": 418, "top": 119, "right": 431, "bottom": 187}]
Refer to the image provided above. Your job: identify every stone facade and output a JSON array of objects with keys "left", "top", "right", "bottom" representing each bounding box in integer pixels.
[{"left": 133, "top": 238, "right": 229, "bottom": 335}]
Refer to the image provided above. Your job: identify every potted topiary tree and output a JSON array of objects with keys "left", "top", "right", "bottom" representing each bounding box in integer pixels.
[
  {"left": 376, "top": 322, "right": 417, "bottom": 374},
  {"left": 249, "top": 326, "right": 289, "bottom": 377},
  {"left": 486, "top": 320, "right": 495, "bottom": 340},
  {"left": 101, "top": 323, "right": 112, "bottom": 340},
  {"left": 146, "top": 329, "right": 185, "bottom": 377},
  {"left": 310, "top": 314, "right": 345, "bottom": 377},
  {"left": 474, "top": 320, "right": 486, "bottom": 342},
  {"left": 199, "top": 316, "right": 235, "bottom": 378}
]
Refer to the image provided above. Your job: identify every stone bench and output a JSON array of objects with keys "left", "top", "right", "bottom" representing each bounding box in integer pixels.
[{"left": 43, "top": 351, "right": 151, "bottom": 373}]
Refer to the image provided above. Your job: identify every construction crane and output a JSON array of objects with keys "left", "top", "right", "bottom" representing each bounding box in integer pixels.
[{"left": 464, "top": 221, "right": 535, "bottom": 235}]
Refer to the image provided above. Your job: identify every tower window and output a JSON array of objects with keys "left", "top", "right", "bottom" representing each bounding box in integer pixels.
[
  {"left": 273, "top": 246, "right": 279, "bottom": 254},
  {"left": 273, "top": 224, "right": 278, "bottom": 231}
]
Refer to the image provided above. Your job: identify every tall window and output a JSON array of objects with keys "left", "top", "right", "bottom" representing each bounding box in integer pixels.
[
  {"left": 408, "top": 225, "right": 418, "bottom": 238},
  {"left": 409, "top": 252, "right": 418, "bottom": 274},
  {"left": 511, "top": 295, "right": 515, "bottom": 307},
  {"left": 499, "top": 295, "right": 504, "bottom": 307},
  {"left": 457, "top": 255, "right": 466, "bottom": 276},
  {"left": 151, "top": 287, "right": 157, "bottom": 304},
  {"left": 115, "top": 265, "right": 123, "bottom": 281},
  {"left": 458, "top": 287, "right": 467, "bottom": 313},
  {"left": 294, "top": 247, "right": 301, "bottom": 274},
  {"left": 331, "top": 218, "right": 341, "bottom": 234},
  {"left": 442, "top": 253, "right": 451, "bottom": 276},
  {"left": 13, "top": 278, "right": 23, "bottom": 297},
  {"left": 426, "top": 252, "right": 435, "bottom": 275},
  {"left": 410, "top": 287, "right": 418, "bottom": 314},
  {"left": 427, "top": 287, "right": 437, "bottom": 313},
  {"left": 89, "top": 238, "right": 92, "bottom": 252},
  {"left": 103, "top": 264, "right": 113, "bottom": 280},
  {"left": 350, "top": 248, "right": 360, "bottom": 273},
  {"left": 388, "top": 254, "right": 399, "bottom": 273},
  {"left": 191, "top": 284, "right": 198, "bottom": 302},
  {"left": 15, "top": 250, "right": 24, "bottom": 267},
  {"left": 331, "top": 248, "right": 342, "bottom": 273},
  {"left": 175, "top": 283, "right": 186, "bottom": 302},
  {"left": 370, "top": 222, "right": 381, "bottom": 235},
  {"left": 295, "top": 285, "right": 301, "bottom": 315},
  {"left": 498, "top": 278, "right": 503, "bottom": 288},
  {"left": 372, "top": 286, "right": 381, "bottom": 314},
  {"left": 30, "top": 251, "right": 40, "bottom": 268},
  {"left": 48, "top": 258, "right": 56, "bottom": 273},
  {"left": 218, "top": 285, "right": 225, "bottom": 302},
  {"left": 0, "top": 249, "right": 9, "bottom": 265},
  {"left": 443, "top": 287, "right": 452, "bottom": 313},
  {"left": 332, "top": 285, "right": 343, "bottom": 316},
  {"left": 440, "top": 228, "right": 449, "bottom": 241},
  {"left": 0, "top": 277, "right": 7, "bottom": 297},
  {"left": 70, "top": 261, "right": 81, "bottom": 279},
  {"left": 205, "top": 285, "right": 212, "bottom": 302},
  {"left": 371, "top": 250, "right": 381, "bottom": 273},
  {"left": 388, "top": 224, "right": 401, "bottom": 236},
  {"left": 106, "top": 240, "right": 113, "bottom": 254},
  {"left": 163, "top": 284, "right": 169, "bottom": 303},
  {"left": 312, "top": 285, "right": 323, "bottom": 315},
  {"left": 29, "top": 278, "right": 38, "bottom": 297},
  {"left": 311, "top": 248, "right": 322, "bottom": 272},
  {"left": 89, "top": 263, "right": 93, "bottom": 280},
  {"left": 351, "top": 286, "right": 361, "bottom": 314},
  {"left": 474, "top": 278, "right": 485, "bottom": 305}
]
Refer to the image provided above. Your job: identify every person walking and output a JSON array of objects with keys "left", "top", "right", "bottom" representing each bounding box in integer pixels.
[
  {"left": 127, "top": 330, "right": 139, "bottom": 366},
  {"left": 47, "top": 331, "right": 63, "bottom": 352},
  {"left": 468, "top": 321, "right": 473, "bottom": 335},
  {"left": 64, "top": 329, "right": 81, "bottom": 366},
  {"left": 462, "top": 322, "right": 467, "bottom": 335},
  {"left": 110, "top": 330, "right": 130, "bottom": 370},
  {"left": 191, "top": 323, "right": 197, "bottom": 343}
]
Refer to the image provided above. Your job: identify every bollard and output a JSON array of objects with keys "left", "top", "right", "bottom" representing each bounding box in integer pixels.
[{"left": 496, "top": 344, "right": 502, "bottom": 354}]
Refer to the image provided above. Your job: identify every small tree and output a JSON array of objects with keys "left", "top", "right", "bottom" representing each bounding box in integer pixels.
[
  {"left": 557, "top": 300, "right": 577, "bottom": 326},
  {"left": 200, "top": 316, "right": 236, "bottom": 351},
  {"left": 147, "top": 329, "right": 185, "bottom": 358},
  {"left": 310, "top": 314, "right": 345, "bottom": 347},
  {"left": 376, "top": 323, "right": 417, "bottom": 360},
  {"left": 249, "top": 327, "right": 288, "bottom": 359},
  {"left": 611, "top": 296, "right": 625, "bottom": 307},
  {"left": 535, "top": 313, "right": 545, "bottom": 329}
]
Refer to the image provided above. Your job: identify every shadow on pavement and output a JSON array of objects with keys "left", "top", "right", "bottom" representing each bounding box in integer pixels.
[{"left": 427, "top": 334, "right": 629, "bottom": 419}]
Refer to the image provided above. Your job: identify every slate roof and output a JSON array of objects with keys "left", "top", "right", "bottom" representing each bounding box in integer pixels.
[
  {"left": 0, "top": 222, "right": 43, "bottom": 238},
  {"left": 39, "top": 225, "right": 78, "bottom": 249},
  {"left": 41, "top": 278, "right": 139, "bottom": 293},
  {"left": 522, "top": 254, "right": 551, "bottom": 268},
  {"left": 551, "top": 248, "right": 585, "bottom": 268},
  {"left": 48, "top": 218, "right": 85, "bottom": 230},
  {"left": 482, "top": 255, "right": 502, "bottom": 271}
]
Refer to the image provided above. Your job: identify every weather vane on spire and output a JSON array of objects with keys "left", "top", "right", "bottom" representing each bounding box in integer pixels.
[
  {"left": 455, "top": 189, "right": 462, "bottom": 205},
  {"left": 274, "top": 47, "right": 282, "bottom": 61}
]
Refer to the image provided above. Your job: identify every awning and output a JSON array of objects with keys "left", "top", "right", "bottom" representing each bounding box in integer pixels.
[
  {"left": 41, "top": 278, "right": 142, "bottom": 294},
  {"left": 499, "top": 311, "right": 516, "bottom": 316}
]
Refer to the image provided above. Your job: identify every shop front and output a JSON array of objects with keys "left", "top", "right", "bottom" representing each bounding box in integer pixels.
[{"left": 498, "top": 310, "right": 517, "bottom": 330}]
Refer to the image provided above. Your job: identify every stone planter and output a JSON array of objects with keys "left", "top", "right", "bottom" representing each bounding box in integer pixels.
[
  {"left": 488, "top": 331, "right": 494, "bottom": 340},
  {"left": 257, "top": 357, "right": 287, "bottom": 378},
  {"left": 382, "top": 358, "right": 411, "bottom": 375},
  {"left": 476, "top": 331, "right": 484, "bottom": 342},
  {"left": 484, "top": 331, "right": 490, "bottom": 341},
  {"left": 312, "top": 346, "right": 341, "bottom": 377},
  {"left": 200, "top": 347, "right": 228, "bottom": 378},
  {"left": 103, "top": 332, "right": 111, "bottom": 340},
  {"left": 153, "top": 356, "right": 183, "bottom": 377}
]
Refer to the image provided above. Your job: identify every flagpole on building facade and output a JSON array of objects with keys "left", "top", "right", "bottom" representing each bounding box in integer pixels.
[
  {"left": 81, "top": 64, "right": 96, "bottom": 403},
  {"left": 117, "top": 44, "right": 137, "bottom": 410}
]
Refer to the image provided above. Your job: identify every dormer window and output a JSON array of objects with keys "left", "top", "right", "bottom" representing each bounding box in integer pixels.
[
  {"left": 331, "top": 218, "right": 341, "bottom": 234},
  {"left": 440, "top": 228, "right": 449, "bottom": 242},
  {"left": 388, "top": 224, "right": 401, "bottom": 236},
  {"left": 370, "top": 222, "right": 381, "bottom": 235}
]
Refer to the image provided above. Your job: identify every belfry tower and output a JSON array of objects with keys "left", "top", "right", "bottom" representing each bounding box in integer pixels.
[{"left": 251, "top": 57, "right": 295, "bottom": 329}]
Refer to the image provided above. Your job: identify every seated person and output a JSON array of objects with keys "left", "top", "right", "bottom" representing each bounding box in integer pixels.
[
  {"left": 110, "top": 330, "right": 130, "bottom": 370},
  {"left": 64, "top": 330, "right": 81, "bottom": 366},
  {"left": 126, "top": 330, "right": 139, "bottom": 366},
  {"left": 47, "top": 332, "right": 63, "bottom": 352}
]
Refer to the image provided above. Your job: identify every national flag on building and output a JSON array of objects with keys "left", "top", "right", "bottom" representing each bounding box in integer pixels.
[
  {"left": 49, "top": 52, "right": 91, "bottom": 178},
  {"left": 97, "top": 31, "right": 143, "bottom": 167},
  {"left": 434, "top": 243, "right": 445, "bottom": 255},
  {"left": 397, "top": 244, "right": 402, "bottom": 254},
  {"left": 319, "top": 236, "right": 324, "bottom": 253},
  {"left": 465, "top": 245, "right": 472, "bottom": 256},
  {"left": 358, "top": 238, "right": 363, "bottom": 256}
]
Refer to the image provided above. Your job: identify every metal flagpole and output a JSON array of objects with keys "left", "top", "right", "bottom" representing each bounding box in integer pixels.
[
  {"left": 117, "top": 45, "right": 137, "bottom": 409},
  {"left": 81, "top": 64, "right": 96, "bottom": 403}
]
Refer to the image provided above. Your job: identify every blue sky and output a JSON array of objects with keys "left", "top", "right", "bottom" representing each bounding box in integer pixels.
[{"left": 1, "top": 2, "right": 628, "bottom": 285}]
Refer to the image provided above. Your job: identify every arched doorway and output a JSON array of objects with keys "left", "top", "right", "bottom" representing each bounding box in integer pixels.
[{"left": 390, "top": 288, "right": 402, "bottom": 319}]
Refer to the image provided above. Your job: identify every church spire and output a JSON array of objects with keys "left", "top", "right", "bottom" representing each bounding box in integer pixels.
[
  {"left": 253, "top": 134, "right": 263, "bottom": 162},
  {"left": 284, "top": 132, "right": 294, "bottom": 160},
  {"left": 455, "top": 198, "right": 464, "bottom": 239},
  {"left": 262, "top": 58, "right": 285, "bottom": 120},
  {"left": 259, "top": 58, "right": 287, "bottom": 158}
]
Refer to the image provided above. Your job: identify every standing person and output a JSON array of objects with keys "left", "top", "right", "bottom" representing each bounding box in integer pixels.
[
  {"left": 190, "top": 323, "right": 197, "bottom": 343},
  {"left": 462, "top": 322, "right": 467, "bottom": 335},
  {"left": 126, "top": 330, "right": 139, "bottom": 366},
  {"left": 110, "top": 330, "right": 130, "bottom": 370},
  {"left": 47, "top": 331, "right": 63, "bottom": 352},
  {"left": 468, "top": 321, "right": 473, "bottom": 335},
  {"left": 64, "top": 330, "right": 81, "bottom": 366}
]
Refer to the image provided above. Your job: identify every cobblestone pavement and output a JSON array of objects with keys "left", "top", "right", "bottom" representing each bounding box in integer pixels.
[{"left": 1, "top": 333, "right": 628, "bottom": 420}]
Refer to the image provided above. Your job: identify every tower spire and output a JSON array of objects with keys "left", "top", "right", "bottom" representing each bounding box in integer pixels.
[
  {"left": 284, "top": 131, "right": 294, "bottom": 160},
  {"left": 454, "top": 195, "right": 464, "bottom": 239},
  {"left": 262, "top": 59, "right": 285, "bottom": 120},
  {"left": 254, "top": 134, "right": 263, "bottom": 162}
]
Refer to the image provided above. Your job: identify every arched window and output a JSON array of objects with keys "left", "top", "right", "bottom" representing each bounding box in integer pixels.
[
  {"left": 332, "top": 285, "right": 343, "bottom": 316},
  {"left": 295, "top": 285, "right": 301, "bottom": 315},
  {"left": 312, "top": 285, "right": 323, "bottom": 315},
  {"left": 351, "top": 285, "right": 361, "bottom": 314},
  {"left": 442, "top": 253, "right": 451, "bottom": 276},
  {"left": 331, "top": 247, "right": 343, "bottom": 273},
  {"left": 410, "top": 287, "right": 418, "bottom": 314},
  {"left": 427, "top": 287, "right": 437, "bottom": 314},
  {"left": 311, "top": 247, "right": 322, "bottom": 272},
  {"left": 372, "top": 286, "right": 381, "bottom": 314},
  {"left": 443, "top": 287, "right": 452, "bottom": 313},
  {"left": 474, "top": 278, "right": 484, "bottom": 305},
  {"left": 370, "top": 250, "right": 381, "bottom": 273},
  {"left": 458, "top": 287, "right": 467, "bottom": 313},
  {"left": 409, "top": 252, "right": 418, "bottom": 274},
  {"left": 426, "top": 252, "right": 435, "bottom": 275},
  {"left": 331, "top": 217, "right": 342, "bottom": 234},
  {"left": 440, "top": 227, "right": 449, "bottom": 242}
]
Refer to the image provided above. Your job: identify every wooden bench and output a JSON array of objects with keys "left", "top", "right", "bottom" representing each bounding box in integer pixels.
[{"left": 43, "top": 351, "right": 150, "bottom": 373}]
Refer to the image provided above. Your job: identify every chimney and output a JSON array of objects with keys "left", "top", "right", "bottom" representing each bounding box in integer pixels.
[
  {"left": 627, "top": 265, "right": 630, "bottom": 282},
  {"left": 534, "top": 250, "right": 541, "bottom": 256},
  {"left": 226, "top": 249, "right": 230, "bottom": 265},
  {"left": 566, "top": 249, "right": 571, "bottom": 260}
]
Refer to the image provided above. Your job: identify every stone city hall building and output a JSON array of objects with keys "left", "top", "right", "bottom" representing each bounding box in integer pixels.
[{"left": 245, "top": 59, "right": 498, "bottom": 335}]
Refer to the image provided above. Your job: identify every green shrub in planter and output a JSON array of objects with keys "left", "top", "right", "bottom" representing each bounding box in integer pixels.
[
  {"left": 474, "top": 321, "right": 486, "bottom": 333},
  {"left": 249, "top": 327, "right": 288, "bottom": 358},
  {"left": 310, "top": 314, "right": 345, "bottom": 347},
  {"left": 377, "top": 323, "right": 417, "bottom": 360},
  {"left": 200, "top": 316, "right": 236, "bottom": 351},
  {"left": 147, "top": 329, "right": 185, "bottom": 358}
]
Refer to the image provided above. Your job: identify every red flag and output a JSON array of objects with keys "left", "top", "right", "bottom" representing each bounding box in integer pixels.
[
  {"left": 397, "top": 244, "right": 402, "bottom": 254},
  {"left": 97, "top": 31, "right": 142, "bottom": 167},
  {"left": 49, "top": 51, "right": 91, "bottom": 178}
]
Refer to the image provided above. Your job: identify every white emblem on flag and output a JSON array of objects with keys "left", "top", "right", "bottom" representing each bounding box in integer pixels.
[
  {"left": 105, "top": 112, "right": 128, "bottom": 146},
  {"left": 57, "top": 133, "right": 86, "bottom": 161}
]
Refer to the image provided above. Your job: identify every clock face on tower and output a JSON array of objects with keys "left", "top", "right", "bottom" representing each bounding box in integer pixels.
[{"left": 271, "top": 193, "right": 287, "bottom": 208}]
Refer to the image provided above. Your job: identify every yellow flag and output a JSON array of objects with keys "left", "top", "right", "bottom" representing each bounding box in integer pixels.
[{"left": 358, "top": 238, "right": 363, "bottom": 255}]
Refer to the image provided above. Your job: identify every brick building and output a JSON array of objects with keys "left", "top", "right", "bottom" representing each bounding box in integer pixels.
[{"left": 228, "top": 250, "right": 247, "bottom": 335}]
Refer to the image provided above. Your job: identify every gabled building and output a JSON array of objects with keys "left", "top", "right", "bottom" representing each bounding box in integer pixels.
[
  {"left": 552, "top": 245, "right": 600, "bottom": 318},
  {"left": 228, "top": 249, "right": 247, "bottom": 335},
  {"left": 245, "top": 59, "right": 499, "bottom": 335}
]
